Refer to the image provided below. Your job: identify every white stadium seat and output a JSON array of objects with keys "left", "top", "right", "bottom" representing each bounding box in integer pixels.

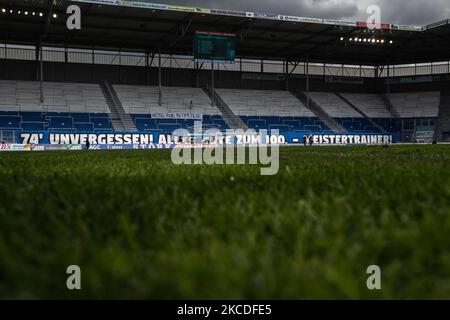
[
  {"left": 0, "top": 80, "right": 110, "bottom": 113},
  {"left": 308, "top": 92, "right": 361, "bottom": 118},
  {"left": 339, "top": 93, "right": 392, "bottom": 118},
  {"left": 216, "top": 89, "right": 314, "bottom": 117},
  {"left": 113, "top": 85, "right": 220, "bottom": 115},
  {"left": 389, "top": 92, "right": 440, "bottom": 118}
]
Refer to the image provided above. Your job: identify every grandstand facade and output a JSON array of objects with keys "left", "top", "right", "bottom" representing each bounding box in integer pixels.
[{"left": 1, "top": 0, "right": 450, "bottom": 144}]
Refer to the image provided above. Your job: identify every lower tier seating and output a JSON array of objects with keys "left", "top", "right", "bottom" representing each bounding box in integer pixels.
[
  {"left": 131, "top": 115, "right": 230, "bottom": 133},
  {"left": 239, "top": 115, "right": 437, "bottom": 136},
  {"left": 0, "top": 112, "right": 437, "bottom": 143},
  {"left": 240, "top": 116, "right": 332, "bottom": 133},
  {"left": 0, "top": 112, "right": 113, "bottom": 131}
]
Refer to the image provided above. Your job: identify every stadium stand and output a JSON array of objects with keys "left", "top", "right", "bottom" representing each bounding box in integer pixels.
[
  {"left": 305, "top": 92, "right": 380, "bottom": 133},
  {"left": 339, "top": 93, "right": 392, "bottom": 118},
  {"left": 0, "top": 80, "right": 113, "bottom": 131},
  {"left": 389, "top": 92, "right": 440, "bottom": 118},
  {"left": 0, "top": 80, "right": 109, "bottom": 113},
  {"left": 300, "top": 91, "right": 440, "bottom": 136},
  {"left": 0, "top": 79, "right": 442, "bottom": 139},
  {"left": 287, "top": 91, "right": 383, "bottom": 133},
  {"left": 113, "top": 85, "right": 228, "bottom": 133},
  {"left": 215, "top": 89, "right": 331, "bottom": 133},
  {"left": 435, "top": 92, "right": 450, "bottom": 141},
  {"left": 308, "top": 92, "right": 360, "bottom": 118},
  {"left": 371, "top": 92, "right": 440, "bottom": 141},
  {"left": 0, "top": 111, "right": 113, "bottom": 132},
  {"left": 216, "top": 89, "right": 313, "bottom": 117},
  {"left": 114, "top": 85, "right": 219, "bottom": 115}
]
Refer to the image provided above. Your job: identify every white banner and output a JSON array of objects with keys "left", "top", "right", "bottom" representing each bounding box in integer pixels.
[{"left": 150, "top": 113, "right": 203, "bottom": 120}]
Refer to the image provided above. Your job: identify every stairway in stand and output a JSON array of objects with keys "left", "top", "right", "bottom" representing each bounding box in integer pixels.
[
  {"left": 100, "top": 81, "right": 137, "bottom": 132},
  {"left": 290, "top": 89, "right": 346, "bottom": 133},
  {"left": 203, "top": 86, "right": 248, "bottom": 130},
  {"left": 435, "top": 91, "right": 450, "bottom": 142}
]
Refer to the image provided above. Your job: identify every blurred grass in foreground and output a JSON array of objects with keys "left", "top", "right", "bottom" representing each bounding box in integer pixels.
[{"left": 0, "top": 145, "right": 449, "bottom": 299}]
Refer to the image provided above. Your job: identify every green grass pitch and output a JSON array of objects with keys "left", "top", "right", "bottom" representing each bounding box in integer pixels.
[{"left": 0, "top": 145, "right": 449, "bottom": 299}]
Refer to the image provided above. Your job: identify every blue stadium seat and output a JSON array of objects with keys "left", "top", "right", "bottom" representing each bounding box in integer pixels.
[
  {"left": 72, "top": 113, "right": 91, "bottom": 123},
  {"left": 91, "top": 117, "right": 113, "bottom": 130},
  {"left": 74, "top": 123, "right": 94, "bottom": 131},
  {"left": 48, "top": 116, "right": 74, "bottom": 129},
  {"left": 22, "top": 122, "right": 45, "bottom": 130},
  {"left": 0, "top": 116, "right": 21, "bottom": 129},
  {"left": 0, "top": 110, "right": 436, "bottom": 144},
  {"left": 157, "top": 123, "right": 182, "bottom": 132},
  {"left": 135, "top": 118, "right": 157, "bottom": 131},
  {"left": 21, "top": 112, "right": 44, "bottom": 122}
]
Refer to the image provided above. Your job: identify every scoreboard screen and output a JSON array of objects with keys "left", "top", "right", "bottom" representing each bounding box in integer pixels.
[{"left": 194, "top": 32, "right": 236, "bottom": 63}]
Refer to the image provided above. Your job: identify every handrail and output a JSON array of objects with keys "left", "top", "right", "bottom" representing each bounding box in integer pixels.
[
  {"left": 381, "top": 94, "right": 401, "bottom": 118},
  {"left": 290, "top": 89, "right": 346, "bottom": 133}
]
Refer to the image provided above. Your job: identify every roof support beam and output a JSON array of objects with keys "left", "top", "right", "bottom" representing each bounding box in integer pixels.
[
  {"left": 169, "top": 14, "right": 195, "bottom": 48},
  {"left": 238, "top": 20, "right": 256, "bottom": 42},
  {"left": 288, "top": 61, "right": 300, "bottom": 75},
  {"left": 40, "top": 0, "right": 55, "bottom": 42}
]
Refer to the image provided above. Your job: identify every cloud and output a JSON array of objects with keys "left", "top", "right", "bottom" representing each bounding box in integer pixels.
[
  {"left": 354, "top": 0, "right": 450, "bottom": 25},
  {"left": 140, "top": 0, "right": 450, "bottom": 25}
]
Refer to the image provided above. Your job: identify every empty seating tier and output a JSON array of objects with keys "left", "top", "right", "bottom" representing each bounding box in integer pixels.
[
  {"left": 0, "top": 81, "right": 441, "bottom": 139},
  {"left": 0, "top": 80, "right": 110, "bottom": 114},
  {"left": 389, "top": 92, "right": 440, "bottom": 118},
  {"left": 113, "top": 85, "right": 227, "bottom": 132},
  {"left": 340, "top": 93, "right": 392, "bottom": 118},
  {"left": 114, "top": 85, "right": 220, "bottom": 115},
  {"left": 217, "top": 89, "right": 315, "bottom": 117},
  {"left": 0, "top": 112, "right": 113, "bottom": 131},
  {"left": 308, "top": 92, "right": 361, "bottom": 118}
]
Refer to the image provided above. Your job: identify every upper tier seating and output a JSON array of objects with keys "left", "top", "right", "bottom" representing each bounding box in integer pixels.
[
  {"left": 308, "top": 92, "right": 361, "bottom": 118},
  {"left": 216, "top": 89, "right": 315, "bottom": 117},
  {"left": 339, "top": 93, "right": 392, "bottom": 118},
  {"left": 389, "top": 92, "right": 440, "bottom": 118},
  {"left": 114, "top": 85, "right": 220, "bottom": 115},
  {"left": 0, "top": 80, "right": 110, "bottom": 113}
]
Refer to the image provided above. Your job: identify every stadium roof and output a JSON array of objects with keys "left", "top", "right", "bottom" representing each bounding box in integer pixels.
[{"left": 1, "top": 0, "right": 450, "bottom": 66}]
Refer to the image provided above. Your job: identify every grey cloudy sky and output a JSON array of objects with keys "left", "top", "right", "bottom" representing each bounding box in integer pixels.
[{"left": 147, "top": 0, "right": 450, "bottom": 25}]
